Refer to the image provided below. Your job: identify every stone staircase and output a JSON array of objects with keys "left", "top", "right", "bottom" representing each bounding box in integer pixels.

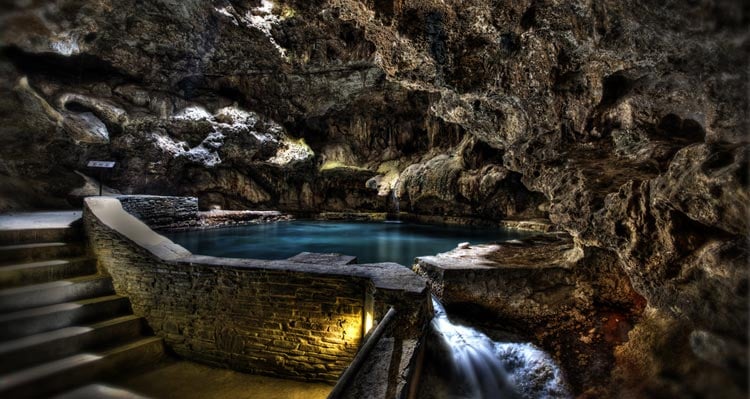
[{"left": 0, "top": 224, "right": 164, "bottom": 398}]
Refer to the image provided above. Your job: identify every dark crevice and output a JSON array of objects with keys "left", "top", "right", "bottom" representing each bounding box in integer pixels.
[
  {"left": 736, "top": 161, "right": 749, "bottom": 186},
  {"left": 701, "top": 143, "right": 739, "bottom": 172},
  {"left": 520, "top": 5, "right": 537, "bottom": 30},
  {"left": 499, "top": 33, "right": 521, "bottom": 54},
  {"left": 668, "top": 209, "right": 736, "bottom": 267},
  {"left": 615, "top": 221, "right": 630, "bottom": 240},
  {"left": 176, "top": 75, "right": 208, "bottom": 100},
  {"left": 463, "top": 139, "right": 504, "bottom": 169},
  {"left": 654, "top": 114, "right": 706, "bottom": 143},
  {"left": 583, "top": 71, "right": 641, "bottom": 139},
  {"left": 374, "top": 0, "right": 396, "bottom": 19},
  {"left": 216, "top": 86, "right": 248, "bottom": 106},
  {"left": 1, "top": 46, "right": 137, "bottom": 84},
  {"left": 63, "top": 101, "right": 94, "bottom": 113},
  {"left": 599, "top": 73, "right": 634, "bottom": 108},
  {"left": 426, "top": 12, "right": 448, "bottom": 74}
]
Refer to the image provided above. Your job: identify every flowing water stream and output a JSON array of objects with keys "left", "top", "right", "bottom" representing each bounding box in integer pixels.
[
  {"left": 427, "top": 297, "right": 571, "bottom": 399},
  {"left": 388, "top": 190, "right": 401, "bottom": 222}
]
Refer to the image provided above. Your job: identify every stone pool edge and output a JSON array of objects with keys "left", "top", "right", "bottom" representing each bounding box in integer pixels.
[{"left": 83, "top": 196, "right": 431, "bottom": 397}]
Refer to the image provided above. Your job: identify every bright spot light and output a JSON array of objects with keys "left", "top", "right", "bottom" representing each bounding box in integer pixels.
[
  {"left": 364, "top": 310, "right": 374, "bottom": 334},
  {"left": 364, "top": 288, "right": 375, "bottom": 336}
]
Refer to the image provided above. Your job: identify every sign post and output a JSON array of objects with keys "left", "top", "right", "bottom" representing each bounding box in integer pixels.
[{"left": 86, "top": 161, "right": 116, "bottom": 196}]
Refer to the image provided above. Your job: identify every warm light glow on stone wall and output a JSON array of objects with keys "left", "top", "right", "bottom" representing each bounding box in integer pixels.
[
  {"left": 364, "top": 284, "right": 375, "bottom": 335},
  {"left": 364, "top": 310, "right": 374, "bottom": 334},
  {"left": 343, "top": 316, "right": 364, "bottom": 343}
]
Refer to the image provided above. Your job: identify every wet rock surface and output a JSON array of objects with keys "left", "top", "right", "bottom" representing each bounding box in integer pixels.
[
  {"left": 1, "top": 0, "right": 748, "bottom": 397},
  {"left": 415, "top": 235, "right": 646, "bottom": 396}
]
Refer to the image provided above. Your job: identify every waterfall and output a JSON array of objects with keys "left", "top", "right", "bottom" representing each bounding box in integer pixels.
[
  {"left": 386, "top": 189, "right": 401, "bottom": 223},
  {"left": 391, "top": 189, "right": 400, "bottom": 215},
  {"left": 430, "top": 297, "right": 571, "bottom": 399}
]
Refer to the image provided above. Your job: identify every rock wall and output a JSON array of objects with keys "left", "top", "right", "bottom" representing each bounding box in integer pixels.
[
  {"left": 1, "top": 0, "right": 748, "bottom": 397},
  {"left": 0, "top": 0, "right": 547, "bottom": 222},
  {"left": 416, "top": 237, "right": 582, "bottom": 321},
  {"left": 118, "top": 195, "right": 293, "bottom": 230},
  {"left": 414, "top": 234, "right": 646, "bottom": 394}
]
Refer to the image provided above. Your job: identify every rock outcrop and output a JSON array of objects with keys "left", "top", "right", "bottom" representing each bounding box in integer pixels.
[{"left": 0, "top": 0, "right": 747, "bottom": 397}]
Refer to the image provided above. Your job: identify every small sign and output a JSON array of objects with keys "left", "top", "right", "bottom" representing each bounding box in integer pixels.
[
  {"left": 86, "top": 160, "right": 116, "bottom": 196},
  {"left": 87, "top": 161, "right": 116, "bottom": 168}
]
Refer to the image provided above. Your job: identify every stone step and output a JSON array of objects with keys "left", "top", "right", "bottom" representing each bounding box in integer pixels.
[
  {"left": 54, "top": 384, "right": 152, "bottom": 399},
  {"left": 0, "top": 242, "right": 86, "bottom": 265},
  {"left": 0, "top": 274, "right": 113, "bottom": 313},
  {"left": 0, "top": 315, "right": 145, "bottom": 374},
  {"left": 0, "top": 336, "right": 164, "bottom": 398},
  {"left": 0, "top": 258, "right": 98, "bottom": 289},
  {"left": 0, "top": 227, "right": 82, "bottom": 246},
  {"left": 0, "top": 295, "right": 131, "bottom": 341}
]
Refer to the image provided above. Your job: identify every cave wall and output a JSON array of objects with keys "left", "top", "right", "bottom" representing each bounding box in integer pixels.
[
  {"left": 0, "top": 0, "right": 546, "bottom": 221},
  {"left": 0, "top": 0, "right": 748, "bottom": 397}
]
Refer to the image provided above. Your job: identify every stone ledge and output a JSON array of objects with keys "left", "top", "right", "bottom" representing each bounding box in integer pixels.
[
  {"left": 83, "top": 196, "right": 430, "bottom": 384},
  {"left": 413, "top": 234, "right": 582, "bottom": 320},
  {"left": 416, "top": 233, "right": 578, "bottom": 271},
  {"left": 313, "top": 212, "right": 388, "bottom": 222},
  {"left": 117, "top": 195, "right": 297, "bottom": 231},
  {"left": 288, "top": 252, "right": 357, "bottom": 265},
  {"left": 86, "top": 196, "right": 429, "bottom": 297},
  {"left": 498, "top": 218, "right": 556, "bottom": 233},
  {"left": 194, "top": 209, "right": 293, "bottom": 230},
  {"left": 396, "top": 213, "right": 557, "bottom": 232},
  {"left": 87, "top": 197, "right": 191, "bottom": 261}
]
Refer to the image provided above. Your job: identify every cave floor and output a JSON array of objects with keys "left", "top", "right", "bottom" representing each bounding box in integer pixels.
[
  {"left": 112, "top": 360, "right": 332, "bottom": 399},
  {"left": 0, "top": 210, "right": 82, "bottom": 230}
]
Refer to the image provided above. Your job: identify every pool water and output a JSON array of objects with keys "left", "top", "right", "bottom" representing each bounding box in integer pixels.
[{"left": 164, "top": 221, "right": 535, "bottom": 267}]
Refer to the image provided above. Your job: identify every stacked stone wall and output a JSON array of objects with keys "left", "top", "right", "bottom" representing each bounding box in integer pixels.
[
  {"left": 118, "top": 195, "right": 199, "bottom": 230},
  {"left": 85, "top": 207, "right": 367, "bottom": 381}
]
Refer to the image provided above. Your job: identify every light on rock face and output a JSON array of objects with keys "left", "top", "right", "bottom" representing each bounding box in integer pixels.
[
  {"left": 149, "top": 132, "right": 223, "bottom": 167},
  {"left": 173, "top": 106, "right": 213, "bottom": 121},
  {"left": 64, "top": 112, "right": 110, "bottom": 144},
  {"left": 242, "top": 0, "right": 288, "bottom": 58},
  {"left": 50, "top": 32, "right": 80, "bottom": 56},
  {"left": 269, "top": 138, "right": 314, "bottom": 165}
]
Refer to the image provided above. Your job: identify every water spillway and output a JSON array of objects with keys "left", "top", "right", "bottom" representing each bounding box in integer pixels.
[{"left": 425, "top": 297, "right": 571, "bottom": 399}]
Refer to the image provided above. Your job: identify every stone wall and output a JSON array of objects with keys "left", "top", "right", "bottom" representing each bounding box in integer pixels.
[
  {"left": 118, "top": 195, "right": 294, "bottom": 231},
  {"left": 83, "top": 196, "right": 430, "bottom": 383},
  {"left": 118, "top": 195, "right": 199, "bottom": 230}
]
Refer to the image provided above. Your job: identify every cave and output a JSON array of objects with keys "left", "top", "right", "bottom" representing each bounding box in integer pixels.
[{"left": 0, "top": 1, "right": 747, "bottom": 399}]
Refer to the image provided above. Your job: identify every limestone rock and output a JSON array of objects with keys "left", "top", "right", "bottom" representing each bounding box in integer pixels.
[{"left": 0, "top": 0, "right": 747, "bottom": 396}]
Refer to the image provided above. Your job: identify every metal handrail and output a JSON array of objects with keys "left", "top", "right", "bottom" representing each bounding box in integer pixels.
[{"left": 327, "top": 307, "right": 398, "bottom": 399}]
